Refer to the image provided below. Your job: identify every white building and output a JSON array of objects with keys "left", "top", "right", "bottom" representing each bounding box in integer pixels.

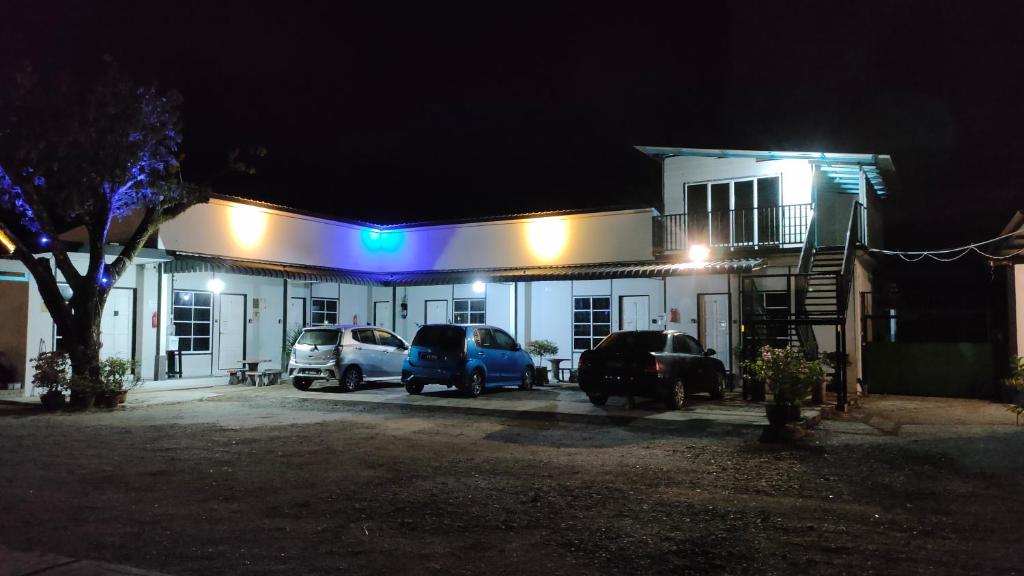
[{"left": 0, "top": 147, "right": 896, "bottom": 407}]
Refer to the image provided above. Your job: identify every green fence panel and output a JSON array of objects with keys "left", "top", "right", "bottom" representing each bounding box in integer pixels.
[{"left": 863, "top": 342, "right": 993, "bottom": 398}]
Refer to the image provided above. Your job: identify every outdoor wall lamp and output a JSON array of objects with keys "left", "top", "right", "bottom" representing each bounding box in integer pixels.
[{"left": 688, "top": 244, "right": 710, "bottom": 264}]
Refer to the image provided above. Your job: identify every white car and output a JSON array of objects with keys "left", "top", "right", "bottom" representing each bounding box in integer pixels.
[{"left": 288, "top": 324, "right": 409, "bottom": 392}]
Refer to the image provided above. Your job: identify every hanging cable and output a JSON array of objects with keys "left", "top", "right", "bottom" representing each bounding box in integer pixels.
[{"left": 868, "top": 229, "right": 1024, "bottom": 262}]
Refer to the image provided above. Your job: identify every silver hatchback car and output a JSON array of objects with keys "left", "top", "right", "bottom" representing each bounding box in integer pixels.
[{"left": 288, "top": 324, "right": 409, "bottom": 392}]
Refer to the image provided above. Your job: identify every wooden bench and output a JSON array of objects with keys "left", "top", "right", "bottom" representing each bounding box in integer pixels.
[{"left": 227, "top": 369, "right": 242, "bottom": 385}]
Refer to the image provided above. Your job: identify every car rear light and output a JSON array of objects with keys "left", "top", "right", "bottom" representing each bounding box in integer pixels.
[{"left": 643, "top": 356, "right": 661, "bottom": 375}]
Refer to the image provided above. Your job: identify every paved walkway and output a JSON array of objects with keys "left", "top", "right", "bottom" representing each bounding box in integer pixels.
[
  {"left": 283, "top": 382, "right": 803, "bottom": 428},
  {"left": 0, "top": 545, "right": 170, "bottom": 576}
]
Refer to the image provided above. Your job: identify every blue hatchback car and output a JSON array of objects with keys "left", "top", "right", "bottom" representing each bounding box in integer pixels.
[{"left": 402, "top": 324, "right": 536, "bottom": 397}]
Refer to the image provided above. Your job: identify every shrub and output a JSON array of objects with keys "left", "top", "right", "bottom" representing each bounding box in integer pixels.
[
  {"left": 1005, "top": 355, "right": 1024, "bottom": 392},
  {"left": 31, "top": 351, "right": 70, "bottom": 393},
  {"left": 99, "top": 357, "right": 140, "bottom": 393},
  {"left": 743, "top": 345, "right": 823, "bottom": 407},
  {"left": 526, "top": 339, "right": 559, "bottom": 366}
]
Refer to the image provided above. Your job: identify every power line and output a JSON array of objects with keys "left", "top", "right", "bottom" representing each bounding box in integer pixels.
[{"left": 867, "top": 229, "right": 1024, "bottom": 262}]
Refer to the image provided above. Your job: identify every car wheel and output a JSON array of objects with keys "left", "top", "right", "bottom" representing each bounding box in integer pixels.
[
  {"left": 587, "top": 393, "right": 608, "bottom": 406},
  {"left": 341, "top": 366, "right": 362, "bottom": 392},
  {"left": 466, "top": 370, "right": 484, "bottom": 398},
  {"left": 665, "top": 378, "right": 686, "bottom": 410},
  {"left": 518, "top": 366, "right": 534, "bottom": 391},
  {"left": 405, "top": 382, "right": 424, "bottom": 395},
  {"left": 292, "top": 377, "right": 312, "bottom": 391},
  {"left": 710, "top": 372, "right": 726, "bottom": 400}
]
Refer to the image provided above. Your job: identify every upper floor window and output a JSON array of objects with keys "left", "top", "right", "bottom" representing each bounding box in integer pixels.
[{"left": 685, "top": 176, "right": 783, "bottom": 246}]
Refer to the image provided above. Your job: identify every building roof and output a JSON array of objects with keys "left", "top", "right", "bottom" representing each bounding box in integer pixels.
[
  {"left": 992, "top": 210, "right": 1024, "bottom": 262},
  {"left": 634, "top": 146, "right": 897, "bottom": 196},
  {"left": 164, "top": 253, "right": 764, "bottom": 286}
]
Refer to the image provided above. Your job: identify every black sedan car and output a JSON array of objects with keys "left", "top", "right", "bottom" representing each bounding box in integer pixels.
[{"left": 577, "top": 330, "right": 726, "bottom": 409}]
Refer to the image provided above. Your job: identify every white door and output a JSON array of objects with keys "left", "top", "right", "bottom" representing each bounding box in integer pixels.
[
  {"left": 100, "top": 288, "right": 134, "bottom": 361},
  {"left": 287, "top": 297, "right": 306, "bottom": 333},
  {"left": 374, "top": 301, "right": 392, "bottom": 329},
  {"left": 699, "top": 293, "right": 730, "bottom": 370},
  {"left": 218, "top": 294, "right": 245, "bottom": 370},
  {"left": 425, "top": 300, "right": 448, "bottom": 324},
  {"left": 619, "top": 296, "right": 650, "bottom": 331}
]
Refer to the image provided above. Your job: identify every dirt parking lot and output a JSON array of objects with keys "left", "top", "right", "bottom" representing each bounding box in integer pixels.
[{"left": 0, "top": 387, "right": 1021, "bottom": 576}]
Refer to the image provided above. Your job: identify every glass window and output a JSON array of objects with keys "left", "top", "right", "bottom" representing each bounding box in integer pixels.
[
  {"left": 311, "top": 298, "right": 339, "bottom": 325},
  {"left": 374, "top": 329, "right": 404, "bottom": 348},
  {"left": 173, "top": 290, "right": 213, "bottom": 353},
  {"left": 297, "top": 329, "right": 340, "bottom": 346},
  {"left": 573, "top": 296, "right": 611, "bottom": 351},
  {"left": 474, "top": 328, "right": 497, "bottom": 348},
  {"left": 597, "top": 331, "right": 667, "bottom": 352},
  {"left": 453, "top": 298, "right": 485, "bottom": 325},
  {"left": 492, "top": 329, "right": 517, "bottom": 351},
  {"left": 352, "top": 329, "right": 377, "bottom": 345},
  {"left": 673, "top": 334, "right": 703, "bottom": 355},
  {"left": 412, "top": 326, "right": 465, "bottom": 351}
]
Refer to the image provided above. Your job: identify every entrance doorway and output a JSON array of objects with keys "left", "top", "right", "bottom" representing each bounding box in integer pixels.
[
  {"left": 424, "top": 300, "right": 448, "bottom": 325},
  {"left": 374, "top": 301, "right": 392, "bottom": 329},
  {"left": 619, "top": 295, "right": 650, "bottom": 331},
  {"left": 698, "top": 293, "right": 730, "bottom": 370},
  {"left": 217, "top": 293, "right": 246, "bottom": 370},
  {"left": 100, "top": 287, "right": 135, "bottom": 361},
  {"left": 287, "top": 297, "right": 306, "bottom": 333}
]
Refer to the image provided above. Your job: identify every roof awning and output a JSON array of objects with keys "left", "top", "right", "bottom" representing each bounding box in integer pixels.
[
  {"left": 164, "top": 255, "right": 382, "bottom": 285},
  {"left": 378, "top": 259, "right": 764, "bottom": 286},
  {"left": 164, "top": 254, "right": 763, "bottom": 286}
]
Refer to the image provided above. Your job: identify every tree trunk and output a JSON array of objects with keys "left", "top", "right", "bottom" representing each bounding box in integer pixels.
[{"left": 66, "top": 290, "right": 105, "bottom": 382}]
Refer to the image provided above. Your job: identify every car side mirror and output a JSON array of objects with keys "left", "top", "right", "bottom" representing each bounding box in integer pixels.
[
  {"left": 514, "top": 343, "right": 522, "bottom": 351},
  {"left": 704, "top": 348, "right": 717, "bottom": 357}
]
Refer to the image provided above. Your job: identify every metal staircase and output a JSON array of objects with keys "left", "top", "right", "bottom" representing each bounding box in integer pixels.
[{"left": 740, "top": 202, "right": 864, "bottom": 410}]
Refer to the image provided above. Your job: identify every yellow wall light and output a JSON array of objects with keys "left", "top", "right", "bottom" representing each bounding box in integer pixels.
[
  {"left": 524, "top": 217, "right": 570, "bottom": 261},
  {"left": 228, "top": 205, "right": 268, "bottom": 249},
  {"left": 0, "top": 227, "right": 15, "bottom": 254}
]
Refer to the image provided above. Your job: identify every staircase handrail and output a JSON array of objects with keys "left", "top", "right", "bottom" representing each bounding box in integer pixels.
[
  {"left": 838, "top": 201, "right": 863, "bottom": 316},
  {"left": 794, "top": 209, "right": 818, "bottom": 356}
]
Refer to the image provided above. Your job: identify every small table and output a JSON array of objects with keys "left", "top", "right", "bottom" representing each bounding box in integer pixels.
[
  {"left": 547, "top": 358, "right": 570, "bottom": 382},
  {"left": 239, "top": 359, "right": 271, "bottom": 386}
]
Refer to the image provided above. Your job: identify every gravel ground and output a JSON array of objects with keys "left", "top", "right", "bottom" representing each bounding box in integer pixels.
[{"left": 0, "top": 390, "right": 1021, "bottom": 576}]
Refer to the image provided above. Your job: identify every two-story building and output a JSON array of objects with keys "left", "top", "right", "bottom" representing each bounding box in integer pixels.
[{"left": 0, "top": 147, "right": 896, "bottom": 409}]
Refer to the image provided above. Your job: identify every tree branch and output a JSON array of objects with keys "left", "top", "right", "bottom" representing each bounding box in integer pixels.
[
  {"left": 16, "top": 180, "right": 83, "bottom": 285},
  {"left": 107, "top": 205, "right": 160, "bottom": 284}
]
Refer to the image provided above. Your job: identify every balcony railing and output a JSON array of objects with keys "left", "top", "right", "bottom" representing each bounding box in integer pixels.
[{"left": 654, "top": 203, "right": 814, "bottom": 254}]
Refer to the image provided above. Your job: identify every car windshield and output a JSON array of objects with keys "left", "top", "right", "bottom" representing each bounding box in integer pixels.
[
  {"left": 596, "top": 331, "right": 667, "bottom": 352},
  {"left": 297, "top": 330, "right": 339, "bottom": 346},
  {"left": 412, "top": 326, "right": 465, "bottom": 351}
]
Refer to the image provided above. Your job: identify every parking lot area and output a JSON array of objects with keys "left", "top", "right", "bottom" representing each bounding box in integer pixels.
[{"left": 0, "top": 386, "right": 1021, "bottom": 576}]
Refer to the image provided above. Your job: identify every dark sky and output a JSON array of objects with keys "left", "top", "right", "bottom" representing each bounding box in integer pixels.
[{"left": 3, "top": 1, "right": 1024, "bottom": 248}]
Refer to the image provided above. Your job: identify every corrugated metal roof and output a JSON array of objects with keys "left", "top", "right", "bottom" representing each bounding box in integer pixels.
[
  {"left": 164, "top": 255, "right": 381, "bottom": 285},
  {"left": 164, "top": 254, "right": 763, "bottom": 286}
]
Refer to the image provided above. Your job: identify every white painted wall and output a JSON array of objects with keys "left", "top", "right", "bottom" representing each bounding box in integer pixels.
[
  {"left": 662, "top": 156, "right": 814, "bottom": 215},
  {"left": 158, "top": 198, "right": 656, "bottom": 272}
]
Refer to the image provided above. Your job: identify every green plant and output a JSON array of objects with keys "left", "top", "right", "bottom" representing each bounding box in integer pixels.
[
  {"left": 1005, "top": 355, "right": 1024, "bottom": 392},
  {"left": 1007, "top": 403, "right": 1024, "bottom": 426},
  {"left": 31, "top": 351, "right": 70, "bottom": 393},
  {"left": 68, "top": 374, "right": 104, "bottom": 396},
  {"left": 743, "top": 345, "right": 824, "bottom": 407},
  {"left": 99, "top": 357, "right": 140, "bottom": 393},
  {"left": 526, "top": 339, "right": 559, "bottom": 366},
  {"left": 284, "top": 326, "right": 305, "bottom": 356}
]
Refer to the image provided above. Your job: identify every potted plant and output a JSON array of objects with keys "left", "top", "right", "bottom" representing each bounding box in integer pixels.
[
  {"left": 68, "top": 374, "right": 103, "bottom": 411},
  {"left": 744, "top": 345, "right": 823, "bottom": 426},
  {"left": 1001, "top": 355, "right": 1024, "bottom": 405},
  {"left": 31, "top": 351, "right": 70, "bottom": 411},
  {"left": 96, "top": 357, "right": 141, "bottom": 408},
  {"left": 526, "top": 339, "right": 559, "bottom": 385}
]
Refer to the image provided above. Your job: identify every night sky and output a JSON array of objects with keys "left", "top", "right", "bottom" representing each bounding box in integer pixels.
[{"left": 3, "top": 1, "right": 1023, "bottom": 250}]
